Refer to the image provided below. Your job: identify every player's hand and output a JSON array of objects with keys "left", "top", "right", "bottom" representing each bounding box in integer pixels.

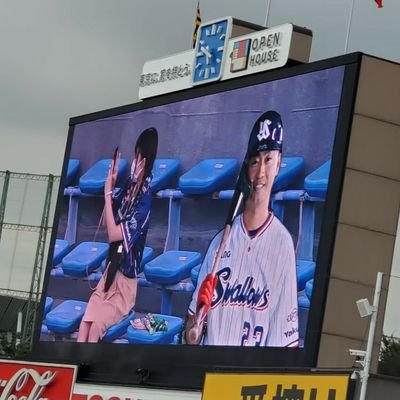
[
  {"left": 196, "top": 273, "right": 217, "bottom": 319},
  {"left": 185, "top": 314, "right": 202, "bottom": 344},
  {"left": 187, "top": 274, "right": 217, "bottom": 344}
]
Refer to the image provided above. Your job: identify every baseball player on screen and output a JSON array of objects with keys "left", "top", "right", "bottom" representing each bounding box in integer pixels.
[{"left": 184, "top": 110, "right": 299, "bottom": 347}]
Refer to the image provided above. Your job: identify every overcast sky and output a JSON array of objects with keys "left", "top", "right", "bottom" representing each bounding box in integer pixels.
[
  {"left": 0, "top": 0, "right": 398, "bottom": 334},
  {"left": 1, "top": 0, "right": 398, "bottom": 174}
]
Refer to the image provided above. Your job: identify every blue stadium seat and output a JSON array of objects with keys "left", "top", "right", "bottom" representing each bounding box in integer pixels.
[
  {"left": 65, "top": 159, "right": 80, "bottom": 187},
  {"left": 141, "top": 246, "right": 154, "bottom": 266},
  {"left": 44, "top": 297, "right": 54, "bottom": 316},
  {"left": 62, "top": 242, "right": 109, "bottom": 277},
  {"left": 127, "top": 314, "right": 183, "bottom": 344},
  {"left": 100, "top": 259, "right": 107, "bottom": 273},
  {"left": 151, "top": 159, "right": 180, "bottom": 193},
  {"left": 50, "top": 267, "right": 65, "bottom": 278},
  {"left": 79, "top": 158, "right": 129, "bottom": 195},
  {"left": 298, "top": 294, "right": 311, "bottom": 309},
  {"left": 305, "top": 279, "right": 314, "bottom": 299},
  {"left": 179, "top": 158, "right": 238, "bottom": 195},
  {"left": 52, "top": 239, "right": 71, "bottom": 267},
  {"left": 144, "top": 250, "right": 201, "bottom": 286},
  {"left": 295, "top": 161, "right": 331, "bottom": 262},
  {"left": 113, "top": 338, "right": 129, "bottom": 344},
  {"left": 296, "top": 260, "right": 316, "bottom": 291},
  {"left": 88, "top": 272, "right": 103, "bottom": 282},
  {"left": 41, "top": 297, "right": 55, "bottom": 336},
  {"left": 102, "top": 309, "right": 136, "bottom": 343},
  {"left": 304, "top": 160, "right": 331, "bottom": 198},
  {"left": 46, "top": 300, "right": 87, "bottom": 334},
  {"left": 273, "top": 156, "right": 304, "bottom": 192},
  {"left": 41, "top": 324, "right": 49, "bottom": 335},
  {"left": 190, "top": 264, "right": 201, "bottom": 286}
]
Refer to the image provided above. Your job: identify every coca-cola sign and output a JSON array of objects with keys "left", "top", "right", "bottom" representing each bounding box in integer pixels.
[{"left": 0, "top": 360, "right": 76, "bottom": 400}]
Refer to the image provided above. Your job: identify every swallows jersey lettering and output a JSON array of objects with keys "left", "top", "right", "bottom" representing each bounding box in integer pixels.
[{"left": 211, "top": 267, "right": 270, "bottom": 310}]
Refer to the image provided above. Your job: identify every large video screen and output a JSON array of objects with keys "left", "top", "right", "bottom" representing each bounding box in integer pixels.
[{"left": 35, "top": 59, "right": 357, "bottom": 388}]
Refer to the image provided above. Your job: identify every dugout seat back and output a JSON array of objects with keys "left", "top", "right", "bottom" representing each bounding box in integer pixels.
[
  {"left": 179, "top": 158, "right": 238, "bottom": 195},
  {"left": 304, "top": 160, "right": 331, "bottom": 198},
  {"left": 273, "top": 156, "right": 304, "bottom": 192},
  {"left": 144, "top": 250, "right": 201, "bottom": 286},
  {"left": 44, "top": 297, "right": 54, "bottom": 316},
  {"left": 151, "top": 159, "right": 180, "bottom": 193},
  {"left": 296, "top": 260, "right": 316, "bottom": 291},
  {"left": 298, "top": 294, "right": 311, "bottom": 309},
  {"left": 141, "top": 246, "right": 154, "bottom": 267},
  {"left": 305, "top": 279, "right": 314, "bottom": 299},
  {"left": 65, "top": 159, "right": 80, "bottom": 187},
  {"left": 79, "top": 158, "right": 129, "bottom": 195},
  {"left": 52, "top": 239, "right": 71, "bottom": 267}
]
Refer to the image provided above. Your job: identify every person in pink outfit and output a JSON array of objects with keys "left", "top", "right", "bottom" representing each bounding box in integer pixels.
[{"left": 78, "top": 128, "right": 158, "bottom": 343}]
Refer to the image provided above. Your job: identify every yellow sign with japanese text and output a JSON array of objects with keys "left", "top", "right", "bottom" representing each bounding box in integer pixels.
[{"left": 202, "top": 373, "right": 350, "bottom": 400}]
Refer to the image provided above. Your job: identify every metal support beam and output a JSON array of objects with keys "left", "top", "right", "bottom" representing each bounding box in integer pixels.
[
  {"left": 22, "top": 174, "right": 55, "bottom": 345},
  {"left": 0, "top": 170, "right": 11, "bottom": 242}
]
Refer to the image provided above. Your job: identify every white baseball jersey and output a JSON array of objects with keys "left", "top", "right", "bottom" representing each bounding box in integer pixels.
[{"left": 189, "top": 212, "right": 298, "bottom": 347}]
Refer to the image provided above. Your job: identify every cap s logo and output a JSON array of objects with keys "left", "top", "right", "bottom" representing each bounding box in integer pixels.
[
  {"left": 257, "top": 119, "right": 283, "bottom": 144},
  {"left": 257, "top": 119, "right": 272, "bottom": 141}
]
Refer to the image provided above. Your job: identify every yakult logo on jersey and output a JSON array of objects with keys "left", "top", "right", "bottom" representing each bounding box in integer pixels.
[
  {"left": 211, "top": 267, "right": 269, "bottom": 310},
  {"left": 257, "top": 119, "right": 283, "bottom": 143},
  {"left": 284, "top": 326, "right": 298, "bottom": 338}
]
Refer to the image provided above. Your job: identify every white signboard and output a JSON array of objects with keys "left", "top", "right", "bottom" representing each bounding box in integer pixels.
[
  {"left": 73, "top": 382, "right": 201, "bottom": 400},
  {"left": 138, "top": 49, "right": 194, "bottom": 99},
  {"left": 222, "top": 23, "right": 293, "bottom": 81},
  {"left": 138, "top": 23, "right": 295, "bottom": 99}
]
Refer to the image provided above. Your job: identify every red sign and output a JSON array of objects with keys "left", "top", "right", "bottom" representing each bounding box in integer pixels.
[
  {"left": 72, "top": 395, "right": 134, "bottom": 400},
  {"left": 0, "top": 360, "right": 76, "bottom": 400}
]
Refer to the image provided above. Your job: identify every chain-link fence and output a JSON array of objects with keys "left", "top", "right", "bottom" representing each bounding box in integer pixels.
[{"left": 0, "top": 171, "right": 60, "bottom": 355}]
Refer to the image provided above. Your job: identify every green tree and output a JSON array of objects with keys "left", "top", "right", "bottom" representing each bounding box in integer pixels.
[{"left": 379, "top": 335, "right": 400, "bottom": 377}]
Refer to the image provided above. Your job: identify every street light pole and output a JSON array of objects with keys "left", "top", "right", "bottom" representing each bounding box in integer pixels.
[{"left": 359, "top": 271, "right": 383, "bottom": 400}]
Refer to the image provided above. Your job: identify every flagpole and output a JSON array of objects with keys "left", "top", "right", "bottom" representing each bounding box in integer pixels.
[
  {"left": 264, "top": 0, "right": 272, "bottom": 27},
  {"left": 344, "top": 0, "right": 356, "bottom": 53},
  {"left": 192, "top": 0, "right": 201, "bottom": 48}
]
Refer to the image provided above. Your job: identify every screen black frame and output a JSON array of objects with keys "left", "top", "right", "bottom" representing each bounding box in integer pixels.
[{"left": 32, "top": 52, "right": 362, "bottom": 390}]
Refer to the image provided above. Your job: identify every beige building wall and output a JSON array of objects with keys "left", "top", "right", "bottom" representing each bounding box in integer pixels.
[{"left": 317, "top": 55, "right": 400, "bottom": 371}]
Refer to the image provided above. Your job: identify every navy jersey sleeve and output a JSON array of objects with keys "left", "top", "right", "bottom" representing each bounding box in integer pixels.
[{"left": 117, "top": 190, "right": 151, "bottom": 254}]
